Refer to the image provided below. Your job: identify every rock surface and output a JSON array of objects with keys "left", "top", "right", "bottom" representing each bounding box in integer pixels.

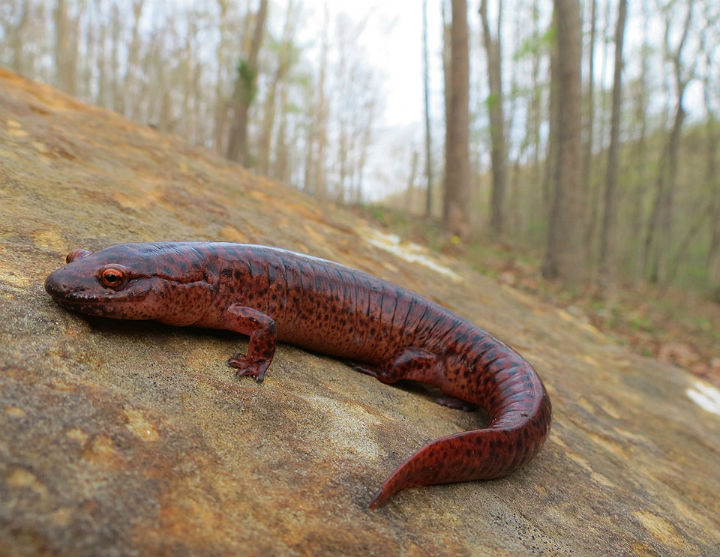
[{"left": 1, "top": 68, "right": 719, "bottom": 556}]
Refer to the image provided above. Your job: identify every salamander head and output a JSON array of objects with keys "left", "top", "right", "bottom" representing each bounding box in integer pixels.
[{"left": 45, "top": 243, "right": 210, "bottom": 324}]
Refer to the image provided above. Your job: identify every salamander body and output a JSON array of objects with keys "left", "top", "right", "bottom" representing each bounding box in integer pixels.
[{"left": 45, "top": 242, "right": 551, "bottom": 508}]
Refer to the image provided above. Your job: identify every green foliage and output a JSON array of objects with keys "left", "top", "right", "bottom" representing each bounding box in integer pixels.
[
  {"left": 284, "top": 102, "right": 303, "bottom": 115},
  {"left": 627, "top": 313, "right": 654, "bottom": 333},
  {"left": 513, "top": 27, "right": 555, "bottom": 61},
  {"left": 236, "top": 58, "right": 257, "bottom": 105},
  {"left": 485, "top": 92, "right": 500, "bottom": 111}
]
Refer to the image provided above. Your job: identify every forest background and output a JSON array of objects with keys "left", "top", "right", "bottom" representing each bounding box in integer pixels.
[{"left": 1, "top": 0, "right": 719, "bottom": 380}]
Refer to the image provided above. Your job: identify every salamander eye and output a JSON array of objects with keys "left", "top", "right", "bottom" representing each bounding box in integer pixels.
[{"left": 99, "top": 266, "right": 128, "bottom": 289}]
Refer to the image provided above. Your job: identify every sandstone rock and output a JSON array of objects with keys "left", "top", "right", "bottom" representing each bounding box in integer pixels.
[{"left": 1, "top": 69, "right": 719, "bottom": 555}]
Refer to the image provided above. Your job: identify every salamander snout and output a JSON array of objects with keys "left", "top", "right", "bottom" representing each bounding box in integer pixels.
[
  {"left": 44, "top": 269, "right": 82, "bottom": 300},
  {"left": 44, "top": 273, "right": 61, "bottom": 297}
]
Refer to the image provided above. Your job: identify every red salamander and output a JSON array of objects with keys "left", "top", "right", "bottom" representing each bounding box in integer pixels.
[{"left": 45, "top": 242, "right": 552, "bottom": 508}]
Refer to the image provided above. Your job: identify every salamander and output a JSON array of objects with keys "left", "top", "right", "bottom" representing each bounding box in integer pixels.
[{"left": 44, "top": 242, "right": 551, "bottom": 508}]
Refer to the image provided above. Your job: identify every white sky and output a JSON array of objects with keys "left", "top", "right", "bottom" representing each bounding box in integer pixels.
[
  {"left": 298, "top": 0, "right": 444, "bottom": 129},
  {"left": 294, "top": 0, "right": 447, "bottom": 199}
]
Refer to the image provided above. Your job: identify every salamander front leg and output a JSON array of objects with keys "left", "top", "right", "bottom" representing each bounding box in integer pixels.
[{"left": 224, "top": 304, "right": 277, "bottom": 383}]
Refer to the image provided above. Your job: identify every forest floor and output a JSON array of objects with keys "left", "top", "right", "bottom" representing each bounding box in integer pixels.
[{"left": 353, "top": 205, "right": 720, "bottom": 388}]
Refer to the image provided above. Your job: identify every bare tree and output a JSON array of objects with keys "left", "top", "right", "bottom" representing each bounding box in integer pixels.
[
  {"left": 54, "top": 0, "right": 78, "bottom": 96},
  {"left": 124, "top": 0, "right": 145, "bottom": 119},
  {"left": 623, "top": 0, "right": 652, "bottom": 279},
  {"left": 643, "top": 0, "right": 695, "bottom": 283},
  {"left": 303, "top": 4, "right": 329, "bottom": 199},
  {"left": 213, "top": 0, "right": 230, "bottom": 153},
  {"left": 406, "top": 150, "right": 420, "bottom": 210},
  {"left": 226, "top": 0, "right": 269, "bottom": 164},
  {"left": 422, "top": 0, "right": 434, "bottom": 219},
  {"left": 5, "top": 0, "right": 31, "bottom": 75},
  {"left": 584, "top": 0, "right": 614, "bottom": 253},
  {"left": 543, "top": 0, "right": 585, "bottom": 282},
  {"left": 704, "top": 47, "right": 720, "bottom": 300},
  {"left": 597, "top": 0, "right": 628, "bottom": 285},
  {"left": 479, "top": 0, "right": 508, "bottom": 237},
  {"left": 526, "top": 0, "right": 547, "bottom": 228},
  {"left": 582, "top": 0, "right": 597, "bottom": 250},
  {"left": 109, "top": 3, "right": 123, "bottom": 113},
  {"left": 443, "top": 0, "right": 471, "bottom": 239},
  {"left": 258, "top": 0, "right": 295, "bottom": 176}
]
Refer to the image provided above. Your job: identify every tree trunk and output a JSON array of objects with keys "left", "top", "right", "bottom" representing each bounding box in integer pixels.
[
  {"left": 479, "top": 0, "right": 507, "bottom": 238},
  {"left": 542, "top": 0, "right": 585, "bottom": 282},
  {"left": 441, "top": 0, "right": 451, "bottom": 209},
  {"left": 597, "top": 0, "right": 627, "bottom": 285},
  {"left": 406, "top": 151, "right": 420, "bottom": 211},
  {"left": 422, "top": 0, "right": 434, "bottom": 219},
  {"left": 584, "top": 0, "right": 613, "bottom": 255},
  {"left": 303, "top": 5, "right": 329, "bottom": 199},
  {"left": 54, "top": 0, "right": 78, "bottom": 96},
  {"left": 258, "top": 0, "right": 295, "bottom": 175},
  {"left": 213, "top": 0, "right": 229, "bottom": 154},
  {"left": 542, "top": 4, "right": 559, "bottom": 220},
  {"left": 443, "top": 0, "right": 471, "bottom": 240},
  {"left": 273, "top": 61, "right": 293, "bottom": 186},
  {"left": 582, "top": 0, "right": 596, "bottom": 251},
  {"left": 625, "top": 0, "right": 651, "bottom": 280},
  {"left": 226, "top": 0, "right": 269, "bottom": 164},
  {"left": 709, "top": 144, "right": 720, "bottom": 298},
  {"left": 643, "top": 1, "right": 693, "bottom": 284},
  {"left": 528, "top": 0, "right": 544, "bottom": 235},
  {"left": 110, "top": 4, "right": 122, "bottom": 114},
  {"left": 703, "top": 42, "right": 720, "bottom": 300},
  {"left": 125, "top": 0, "right": 144, "bottom": 120},
  {"left": 9, "top": 0, "right": 31, "bottom": 75}
]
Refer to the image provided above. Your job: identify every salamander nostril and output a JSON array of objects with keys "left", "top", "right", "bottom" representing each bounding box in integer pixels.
[
  {"left": 44, "top": 273, "right": 69, "bottom": 297},
  {"left": 44, "top": 275, "right": 57, "bottom": 295}
]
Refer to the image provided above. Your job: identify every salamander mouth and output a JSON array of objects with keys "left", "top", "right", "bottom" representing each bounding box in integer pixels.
[
  {"left": 53, "top": 297, "right": 114, "bottom": 317},
  {"left": 45, "top": 274, "right": 151, "bottom": 316}
]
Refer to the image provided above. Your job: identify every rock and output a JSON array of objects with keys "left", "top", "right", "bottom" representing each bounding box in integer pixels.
[{"left": 1, "top": 69, "right": 720, "bottom": 555}]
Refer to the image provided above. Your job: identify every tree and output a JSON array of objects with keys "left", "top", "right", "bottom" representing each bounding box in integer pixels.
[
  {"left": 258, "top": 0, "right": 296, "bottom": 176},
  {"left": 542, "top": 0, "right": 585, "bottom": 282},
  {"left": 597, "top": 0, "right": 628, "bottom": 285},
  {"left": 124, "top": 0, "right": 145, "bottom": 119},
  {"left": 643, "top": 0, "right": 695, "bottom": 283},
  {"left": 5, "top": 0, "right": 31, "bottom": 76},
  {"left": 479, "top": 0, "right": 508, "bottom": 237},
  {"left": 582, "top": 0, "right": 597, "bottom": 250},
  {"left": 623, "top": 0, "right": 652, "bottom": 279},
  {"left": 54, "top": 0, "right": 78, "bottom": 97},
  {"left": 213, "top": 0, "right": 230, "bottom": 153},
  {"left": 443, "top": 0, "right": 471, "bottom": 240},
  {"left": 422, "top": 0, "right": 434, "bottom": 219},
  {"left": 303, "top": 4, "right": 329, "bottom": 199},
  {"left": 226, "top": 0, "right": 269, "bottom": 164},
  {"left": 703, "top": 29, "right": 720, "bottom": 300}
]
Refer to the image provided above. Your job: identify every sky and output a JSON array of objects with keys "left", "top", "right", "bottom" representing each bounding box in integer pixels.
[
  {"left": 292, "top": 0, "right": 448, "bottom": 200},
  {"left": 298, "top": 0, "right": 444, "bottom": 129}
]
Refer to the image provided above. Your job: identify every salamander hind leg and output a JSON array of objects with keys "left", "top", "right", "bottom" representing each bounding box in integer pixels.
[
  {"left": 353, "top": 348, "right": 474, "bottom": 409},
  {"left": 369, "top": 347, "right": 445, "bottom": 385},
  {"left": 223, "top": 304, "right": 277, "bottom": 383}
]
